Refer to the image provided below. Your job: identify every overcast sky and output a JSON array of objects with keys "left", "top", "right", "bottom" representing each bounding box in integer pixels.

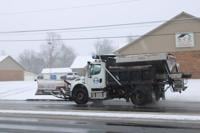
[{"left": 0, "top": 0, "right": 199, "bottom": 59}]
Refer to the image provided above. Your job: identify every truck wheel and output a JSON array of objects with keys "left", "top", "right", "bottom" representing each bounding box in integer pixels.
[
  {"left": 73, "top": 87, "right": 88, "bottom": 105},
  {"left": 130, "top": 91, "right": 146, "bottom": 106}
]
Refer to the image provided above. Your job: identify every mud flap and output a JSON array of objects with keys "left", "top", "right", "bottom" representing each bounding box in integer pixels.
[{"left": 169, "top": 73, "right": 190, "bottom": 92}]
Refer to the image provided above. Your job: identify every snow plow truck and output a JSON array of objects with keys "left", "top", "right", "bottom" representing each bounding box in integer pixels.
[{"left": 36, "top": 53, "right": 191, "bottom": 106}]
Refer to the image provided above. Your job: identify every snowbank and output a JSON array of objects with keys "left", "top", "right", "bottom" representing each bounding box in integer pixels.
[
  {"left": 0, "top": 79, "right": 199, "bottom": 102},
  {"left": 0, "top": 109, "right": 200, "bottom": 121},
  {"left": 0, "top": 81, "right": 58, "bottom": 100}
]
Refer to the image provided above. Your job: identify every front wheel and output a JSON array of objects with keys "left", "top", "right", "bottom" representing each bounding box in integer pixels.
[{"left": 73, "top": 88, "right": 88, "bottom": 105}]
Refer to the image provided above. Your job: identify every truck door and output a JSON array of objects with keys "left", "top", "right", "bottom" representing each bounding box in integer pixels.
[
  {"left": 87, "top": 62, "right": 106, "bottom": 89},
  {"left": 86, "top": 62, "right": 107, "bottom": 99}
]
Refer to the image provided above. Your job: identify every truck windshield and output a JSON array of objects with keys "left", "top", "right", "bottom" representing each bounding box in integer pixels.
[{"left": 90, "top": 64, "right": 101, "bottom": 75}]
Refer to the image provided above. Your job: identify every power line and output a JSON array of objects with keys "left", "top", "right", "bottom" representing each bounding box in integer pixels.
[
  {"left": 0, "top": 32, "right": 199, "bottom": 42},
  {"left": 0, "top": 17, "right": 197, "bottom": 34},
  {"left": 0, "top": 0, "right": 138, "bottom": 16},
  {"left": 0, "top": 22, "right": 157, "bottom": 37}
]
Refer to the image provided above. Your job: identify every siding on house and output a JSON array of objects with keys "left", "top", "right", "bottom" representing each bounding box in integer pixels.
[
  {"left": 116, "top": 12, "right": 200, "bottom": 55},
  {"left": 0, "top": 56, "right": 24, "bottom": 70},
  {"left": 115, "top": 12, "right": 200, "bottom": 78},
  {"left": 0, "top": 70, "right": 24, "bottom": 81},
  {"left": 0, "top": 56, "right": 25, "bottom": 81}
]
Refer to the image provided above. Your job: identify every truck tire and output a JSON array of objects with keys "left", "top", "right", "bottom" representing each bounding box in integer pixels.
[
  {"left": 72, "top": 87, "right": 88, "bottom": 105},
  {"left": 130, "top": 90, "right": 147, "bottom": 106}
]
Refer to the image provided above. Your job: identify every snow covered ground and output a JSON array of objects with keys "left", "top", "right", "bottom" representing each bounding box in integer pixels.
[
  {"left": 0, "top": 79, "right": 199, "bottom": 102},
  {"left": 165, "top": 79, "right": 200, "bottom": 102},
  {"left": 0, "top": 81, "right": 58, "bottom": 100},
  {"left": 0, "top": 109, "right": 200, "bottom": 122}
]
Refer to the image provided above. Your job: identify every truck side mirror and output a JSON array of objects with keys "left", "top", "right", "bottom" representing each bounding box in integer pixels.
[
  {"left": 99, "top": 78, "right": 102, "bottom": 83},
  {"left": 87, "top": 62, "right": 92, "bottom": 78}
]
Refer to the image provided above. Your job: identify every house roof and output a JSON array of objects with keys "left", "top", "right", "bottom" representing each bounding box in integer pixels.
[
  {"left": 0, "top": 55, "right": 25, "bottom": 70},
  {"left": 0, "top": 56, "right": 8, "bottom": 62},
  {"left": 41, "top": 68, "right": 72, "bottom": 74},
  {"left": 115, "top": 12, "right": 200, "bottom": 54},
  {"left": 70, "top": 56, "right": 94, "bottom": 69}
]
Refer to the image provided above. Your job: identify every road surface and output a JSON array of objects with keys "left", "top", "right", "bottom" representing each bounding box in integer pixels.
[
  {"left": 0, "top": 100, "right": 200, "bottom": 133},
  {"left": 0, "top": 99, "right": 200, "bottom": 113}
]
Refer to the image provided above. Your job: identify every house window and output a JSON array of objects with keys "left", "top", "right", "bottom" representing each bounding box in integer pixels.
[{"left": 175, "top": 32, "right": 194, "bottom": 48}]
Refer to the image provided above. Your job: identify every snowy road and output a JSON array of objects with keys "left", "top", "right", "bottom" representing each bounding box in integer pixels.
[
  {"left": 0, "top": 80, "right": 200, "bottom": 132},
  {"left": 0, "top": 113, "right": 199, "bottom": 133},
  {"left": 0, "top": 101, "right": 200, "bottom": 133},
  {"left": 0, "top": 100, "right": 200, "bottom": 114}
]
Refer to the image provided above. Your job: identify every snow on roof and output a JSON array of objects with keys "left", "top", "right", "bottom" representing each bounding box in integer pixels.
[
  {"left": 41, "top": 68, "right": 72, "bottom": 74},
  {"left": 0, "top": 55, "right": 8, "bottom": 62},
  {"left": 70, "top": 56, "right": 94, "bottom": 69}
]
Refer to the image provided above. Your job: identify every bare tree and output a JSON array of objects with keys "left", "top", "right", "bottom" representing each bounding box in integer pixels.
[
  {"left": 40, "top": 32, "right": 76, "bottom": 68},
  {"left": 55, "top": 44, "right": 76, "bottom": 67},
  {"left": 18, "top": 50, "right": 44, "bottom": 74},
  {"left": 40, "top": 32, "right": 62, "bottom": 68},
  {"left": 94, "top": 39, "right": 115, "bottom": 55},
  {"left": 18, "top": 32, "right": 76, "bottom": 73}
]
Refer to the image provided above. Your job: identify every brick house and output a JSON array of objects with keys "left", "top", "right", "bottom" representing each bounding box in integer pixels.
[{"left": 115, "top": 12, "right": 200, "bottom": 78}]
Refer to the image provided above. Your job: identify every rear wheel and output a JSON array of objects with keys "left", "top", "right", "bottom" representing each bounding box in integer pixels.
[
  {"left": 72, "top": 87, "right": 88, "bottom": 105},
  {"left": 130, "top": 90, "right": 147, "bottom": 106}
]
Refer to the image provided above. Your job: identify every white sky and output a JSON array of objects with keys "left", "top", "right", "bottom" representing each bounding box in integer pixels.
[{"left": 0, "top": 0, "right": 199, "bottom": 59}]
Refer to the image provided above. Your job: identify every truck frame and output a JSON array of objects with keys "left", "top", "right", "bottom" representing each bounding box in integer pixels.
[{"left": 36, "top": 53, "right": 191, "bottom": 105}]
